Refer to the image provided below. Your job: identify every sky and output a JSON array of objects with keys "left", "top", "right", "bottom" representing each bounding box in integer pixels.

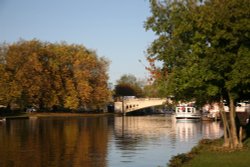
[{"left": 0, "top": 0, "right": 156, "bottom": 84}]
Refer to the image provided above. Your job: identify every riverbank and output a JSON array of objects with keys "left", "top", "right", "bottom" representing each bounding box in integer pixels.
[
  {"left": 0, "top": 112, "right": 114, "bottom": 120},
  {"left": 168, "top": 138, "right": 250, "bottom": 167},
  {"left": 30, "top": 112, "right": 114, "bottom": 117}
]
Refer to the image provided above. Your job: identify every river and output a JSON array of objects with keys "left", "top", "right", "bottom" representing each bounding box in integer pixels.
[{"left": 0, "top": 115, "right": 223, "bottom": 167}]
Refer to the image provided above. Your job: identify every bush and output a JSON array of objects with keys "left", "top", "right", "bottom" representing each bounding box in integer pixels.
[{"left": 168, "top": 153, "right": 191, "bottom": 167}]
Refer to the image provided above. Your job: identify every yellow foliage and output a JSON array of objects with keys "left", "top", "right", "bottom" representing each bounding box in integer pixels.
[{"left": 0, "top": 40, "right": 111, "bottom": 111}]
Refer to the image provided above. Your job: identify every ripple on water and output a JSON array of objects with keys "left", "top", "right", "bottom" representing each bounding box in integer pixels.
[{"left": 0, "top": 115, "right": 223, "bottom": 167}]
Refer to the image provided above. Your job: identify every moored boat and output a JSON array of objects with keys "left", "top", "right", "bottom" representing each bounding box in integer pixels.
[
  {"left": 175, "top": 105, "right": 201, "bottom": 120},
  {"left": 201, "top": 112, "right": 220, "bottom": 121}
]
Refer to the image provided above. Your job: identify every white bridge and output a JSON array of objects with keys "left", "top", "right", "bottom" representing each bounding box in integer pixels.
[{"left": 114, "top": 98, "right": 171, "bottom": 114}]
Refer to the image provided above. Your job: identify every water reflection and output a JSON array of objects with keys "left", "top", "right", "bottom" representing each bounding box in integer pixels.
[
  {"left": 0, "top": 116, "right": 223, "bottom": 167},
  {"left": 0, "top": 117, "right": 109, "bottom": 167},
  {"left": 175, "top": 121, "right": 202, "bottom": 142},
  {"left": 174, "top": 120, "right": 221, "bottom": 142},
  {"left": 111, "top": 116, "right": 223, "bottom": 167}
]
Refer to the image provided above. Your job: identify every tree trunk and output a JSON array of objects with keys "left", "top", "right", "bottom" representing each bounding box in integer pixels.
[
  {"left": 239, "top": 126, "right": 243, "bottom": 148},
  {"left": 219, "top": 97, "right": 230, "bottom": 147},
  {"left": 228, "top": 93, "right": 239, "bottom": 148}
]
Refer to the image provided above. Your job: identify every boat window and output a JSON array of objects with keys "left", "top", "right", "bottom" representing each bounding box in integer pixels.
[{"left": 187, "top": 108, "right": 191, "bottom": 112}]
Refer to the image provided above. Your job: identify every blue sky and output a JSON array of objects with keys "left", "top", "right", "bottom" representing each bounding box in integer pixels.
[{"left": 0, "top": 0, "right": 155, "bottom": 84}]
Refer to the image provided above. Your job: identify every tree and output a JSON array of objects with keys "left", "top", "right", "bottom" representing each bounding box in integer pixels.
[
  {"left": 114, "top": 74, "right": 144, "bottom": 97},
  {"left": 0, "top": 44, "right": 11, "bottom": 108},
  {"left": 114, "top": 83, "right": 137, "bottom": 97},
  {"left": 0, "top": 40, "right": 111, "bottom": 112},
  {"left": 145, "top": 0, "right": 250, "bottom": 148},
  {"left": 143, "top": 83, "right": 161, "bottom": 98},
  {"left": 87, "top": 56, "right": 111, "bottom": 111}
]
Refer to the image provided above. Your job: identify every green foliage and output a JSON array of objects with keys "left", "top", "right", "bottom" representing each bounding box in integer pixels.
[
  {"left": 0, "top": 40, "right": 111, "bottom": 112},
  {"left": 146, "top": 0, "right": 250, "bottom": 148},
  {"left": 143, "top": 82, "right": 162, "bottom": 97},
  {"left": 145, "top": 0, "right": 250, "bottom": 105}
]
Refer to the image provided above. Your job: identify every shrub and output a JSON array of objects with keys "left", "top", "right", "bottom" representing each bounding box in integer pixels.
[{"left": 168, "top": 153, "right": 191, "bottom": 167}]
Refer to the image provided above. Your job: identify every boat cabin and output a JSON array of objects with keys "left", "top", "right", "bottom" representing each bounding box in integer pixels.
[{"left": 175, "top": 105, "right": 201, "bottom": 119}]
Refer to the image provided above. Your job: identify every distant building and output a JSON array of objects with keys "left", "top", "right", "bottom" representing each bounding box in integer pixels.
[{"left": 202, "top": 101, "right": 250, "bottom": 113}]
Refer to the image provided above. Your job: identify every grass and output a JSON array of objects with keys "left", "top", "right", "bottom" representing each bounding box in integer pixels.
[
  {"left": 183, "top": 150, "right": 250, "bottom": 167},
  {"left": 168, "top": 138, "right": 250, "bottom": 167}
]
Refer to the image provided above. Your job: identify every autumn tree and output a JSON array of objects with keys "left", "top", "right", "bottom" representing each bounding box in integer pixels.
[
  {"left": 145, "top": 0, "right": 250, "bottom": 148},
  {"left": 0, "top": 43, "right": 10, "bottom": 107},
  {"left": 0, "top": 40, "right": 111, "bottom": 112},
  {"left": 87, "top": 57, "right": 111, "bottom": 110}
]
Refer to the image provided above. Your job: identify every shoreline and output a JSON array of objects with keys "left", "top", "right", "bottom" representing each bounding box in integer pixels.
[
  {"left": 1, "top": 112, "right": 115, "bottom": 120},
  {"left": 30, "top": 112, "right": 114, "bottom": 117},
  {"left": 168, "top": 138, "right": 250, "bottom": 167}
]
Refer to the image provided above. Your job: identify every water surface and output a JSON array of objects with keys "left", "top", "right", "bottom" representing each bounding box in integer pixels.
[{"left": 0, "top": 115, "right": 223, "bottom": 167}]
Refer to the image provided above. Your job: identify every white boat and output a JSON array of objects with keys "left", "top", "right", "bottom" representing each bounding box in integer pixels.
[{"left": 175, "top": 105, "right": 201, "bottom": 120}]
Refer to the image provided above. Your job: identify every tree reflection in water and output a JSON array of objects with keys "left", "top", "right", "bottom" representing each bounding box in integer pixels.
[
  {"left": 0, "top": 117, "right": 109, "bottom": 167},
  {"left": 0, "top": 116, "right": 223, "bottom": 167}
]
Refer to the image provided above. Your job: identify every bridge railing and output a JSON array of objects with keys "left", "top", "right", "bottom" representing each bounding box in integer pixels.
[
  {"left": 123, "top": 98, "right": 165, "bottom": 102},
  {"left": 114, "top": 98, "right": 169, "bottom": 114}
]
